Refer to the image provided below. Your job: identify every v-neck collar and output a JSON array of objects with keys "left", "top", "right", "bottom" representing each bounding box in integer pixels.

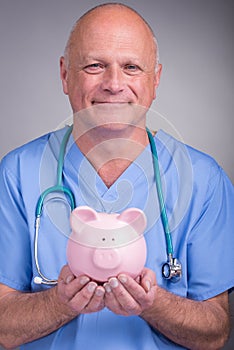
[{"left": 64, "top": 130, "right": 165, "bottom": 213}]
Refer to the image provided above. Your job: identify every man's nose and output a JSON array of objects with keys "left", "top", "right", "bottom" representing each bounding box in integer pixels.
[{"left": 101, "top": 65, "right": 125, "bottom": 94}]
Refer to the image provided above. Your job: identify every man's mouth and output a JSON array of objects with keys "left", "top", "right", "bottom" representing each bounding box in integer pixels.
[{"left": 91, "top": 101, "right": 131, "bottom": 105}]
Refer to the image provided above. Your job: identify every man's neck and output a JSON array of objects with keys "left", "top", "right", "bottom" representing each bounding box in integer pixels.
[{"left": 73, "top": 125, "right": 148, "bottom": 187}]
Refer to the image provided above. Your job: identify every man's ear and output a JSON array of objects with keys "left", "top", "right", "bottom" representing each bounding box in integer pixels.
[
  {"left": 153, "top": 63, "right": 162, "bottom": 99},
  {"left": 60, "top": 56, "right": 69, "bottom": 95}
]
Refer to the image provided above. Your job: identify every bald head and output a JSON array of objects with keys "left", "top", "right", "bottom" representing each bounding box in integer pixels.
[
  {"left": 60, "top": 3, "right": 162, "bottom": 113},
  {"left": 64, "top": 3, "right": 159, "bottom": 69}
]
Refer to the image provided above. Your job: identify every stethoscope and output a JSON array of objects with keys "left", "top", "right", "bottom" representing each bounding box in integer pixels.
[{"left": 34, "top": 125, "right": 182, "bottom": 285}]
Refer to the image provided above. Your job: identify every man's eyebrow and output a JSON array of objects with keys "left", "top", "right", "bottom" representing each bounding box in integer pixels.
[{"left": 76, "top": 54, "right": 150, "bottom": 71}]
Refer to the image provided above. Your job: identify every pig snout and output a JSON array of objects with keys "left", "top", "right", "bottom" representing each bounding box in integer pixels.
[{"left": 93, "top": 249, "right": 121, "bottom": 269}]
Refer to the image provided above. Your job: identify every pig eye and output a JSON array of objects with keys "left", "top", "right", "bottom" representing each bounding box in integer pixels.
[
  {"left": 112, "top": 238, "right": 115, "bottom": 241},
  {"left": 102, "top": 238, "right": 106, "bottom": 241}
]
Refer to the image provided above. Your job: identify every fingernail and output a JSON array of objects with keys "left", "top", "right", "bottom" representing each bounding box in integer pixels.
[
  {"left": 109, "top": 278, "right": 119, "bottom": 288},
  {"left": 95, "top": 287, "right": 104, "bottom": 297},
  {"left": 118, "top": 274, "right": 127, "bottom": 284},
  {"left": 80, "top": 276, "right": 90, "bottom": 285},
  {"left": 66, "top": 275, "right": 74, "bottom": 284},
  {"left": 104, "top": 283, "right": 111, "bottom": 293},
  {"left": 87, "top": 282, "right": 97, "bottom": 293},
  {"left": 145, "top": 280, "right": 151, "bottom": 292}
]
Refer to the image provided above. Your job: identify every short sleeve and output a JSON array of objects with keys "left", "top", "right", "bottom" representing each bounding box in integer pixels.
[
  {"left": 187, "top": 163, "right": 234, "bottom": 300},
  {"left": 0, "top": 156, "right": 32, "bottom": 291}
]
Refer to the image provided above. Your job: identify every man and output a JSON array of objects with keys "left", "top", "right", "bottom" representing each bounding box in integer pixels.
[{"left": 0, "top": 3, "right": 233, "bottom": 349}]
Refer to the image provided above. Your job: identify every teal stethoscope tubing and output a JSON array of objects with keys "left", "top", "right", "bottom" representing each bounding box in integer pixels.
[
  {"left": 34, "top": 126, "right": 75, "bottom": 285},
  {"left": 35, "top": 126, "right": 76, "bottom": 217},
  {"left": 34, "top": 125, "right": 181, "bottom": 285},
  {"left": 146, "top": 128, "right": 173, "bottom": 258}
]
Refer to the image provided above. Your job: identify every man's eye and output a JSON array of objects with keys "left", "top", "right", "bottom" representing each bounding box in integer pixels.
[
  {"left": 124, "top": 64, "right": 141, "bottom": 74},
  {"left": 83, "top": 63, "right": 104, "bottom": 74}
]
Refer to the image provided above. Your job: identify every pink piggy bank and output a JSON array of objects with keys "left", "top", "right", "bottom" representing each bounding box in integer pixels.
[{"left": 67, "top": 206, "right": 147, "bottom": 282}]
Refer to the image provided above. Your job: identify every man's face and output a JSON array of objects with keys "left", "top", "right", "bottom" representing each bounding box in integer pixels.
[{"left": 60, "top": 8, "right": 161, "bottom": 123}]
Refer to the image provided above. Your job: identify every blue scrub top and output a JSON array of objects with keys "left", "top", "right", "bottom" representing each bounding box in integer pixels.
[{"left": 0, "top": 126, "right": 233, "bottom": 349}]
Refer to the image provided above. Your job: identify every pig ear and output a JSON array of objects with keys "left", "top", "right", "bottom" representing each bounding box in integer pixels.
[
  {"left": 118, "top": 208, "right": 147, "bottom": 234},
  {"left": 70, "top": 206, "right": 98, "bottom": 231}
]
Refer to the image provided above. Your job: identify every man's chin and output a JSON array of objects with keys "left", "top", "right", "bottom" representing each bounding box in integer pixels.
[{"left": 73, "top": 103, "right": 147, "bottom": 136}]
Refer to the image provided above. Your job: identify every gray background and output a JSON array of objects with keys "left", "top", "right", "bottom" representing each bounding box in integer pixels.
[{"left": 0, "top": 0, "right": 233, "bottom": 349}]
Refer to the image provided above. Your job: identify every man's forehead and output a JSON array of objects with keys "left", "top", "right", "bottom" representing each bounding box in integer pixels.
[
  {"left": 72, "top": 6, "right": 153, "bottom": 46},
  {"left": 76, "top": 23, "right": 148, "bottom": 43},
  {"left": 77, "top": 5, "right": 145, "bottom": 29},
  {"left": 71, "top": 25, "right": 154, "bottom": 57},
  {"left": 66, "top": 6, "right": 157, "bottom": 68}
]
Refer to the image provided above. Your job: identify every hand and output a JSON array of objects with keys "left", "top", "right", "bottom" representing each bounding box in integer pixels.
[
  {"left": 104, "top": 267, "right": 156, "bottom": 316},
  {"left": 56, "top": 265, "right": 105, "bottom": 316}
]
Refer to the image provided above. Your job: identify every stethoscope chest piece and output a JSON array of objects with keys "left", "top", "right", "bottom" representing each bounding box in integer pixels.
[{"left": 162, "top": 258, "right": 182, "bottom": 282}]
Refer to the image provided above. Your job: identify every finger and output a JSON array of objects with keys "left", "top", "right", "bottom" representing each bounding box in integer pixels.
[
  {"left": 70, "top": 281, "right": 98, "bottom": 312},
  {"left": 104, "top": 282, "right": 128, "bottom": 316},
  {"left": 84, "top": 286, "right": 105, "bottom": 313},
  {"left": 58, "top": 265, "right": 75, "bottom": 284},
  {"left": 108, "top": 277, "right": 142, "bottom": 315},
  {"left": 140, "top": 268, "right": 156, "bottom": 293},
  {"left": 55, "top": 275, "right": 93, "bottom": 316},
  {"left": 117, "top": 274, "right": 155, "bottom": 311},
  {"left": 118, "top": 276, "right": 147, "bottom": 302},
  {"left": 58, "top": 269, "right": 90, "bottom": 302},
  {"left": 64, "top": 275, "right": 91, "bottom": 300},
  {"left": 135, "top": 275, "right": 141, "bottom": 284},
  {"left": 59, "top": 265, "right": 90, "bottom": 287}
]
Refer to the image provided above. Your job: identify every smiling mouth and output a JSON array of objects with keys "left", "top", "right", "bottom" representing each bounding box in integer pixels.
[{"left": 91, "top": 101, "right": 131, "bottom": 105}]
